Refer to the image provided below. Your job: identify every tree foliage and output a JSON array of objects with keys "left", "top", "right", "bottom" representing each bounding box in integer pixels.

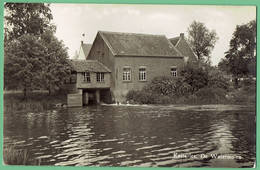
[
  {"left": 4, "top": 3, "right": 54, "bottom": 41},
  {"left": 39, "top": 29, "right": 71, "bottom": 94},
  {"left": 4, "top": 34, "right": 44, "bottom": 94},
  {"left": 187, "top": 21, "right": 219, "bottom": 62},
  {"left": 178, "top": 62, "right": 209, "bottom": 92},
  {"left": 4, "top": 3, "right": 71, "bottom": 97},
  {"left": 218, "top": 20, "right": 256, "bottom": 77},
  {"left": 144, "top": 76, "right": 176, "bottom": 95}
]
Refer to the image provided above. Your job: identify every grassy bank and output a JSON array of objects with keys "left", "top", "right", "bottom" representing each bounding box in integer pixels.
[{"left": 4, "top": 91, "right": 67, "bottom": 112}]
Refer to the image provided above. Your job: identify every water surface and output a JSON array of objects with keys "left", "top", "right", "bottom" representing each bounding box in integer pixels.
[{"left": 4, "top": 104, "right": 256, "bottom": 167}]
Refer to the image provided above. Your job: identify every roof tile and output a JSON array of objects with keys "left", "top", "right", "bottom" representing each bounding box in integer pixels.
[
  {"left": 99, "top": 31, "right": 182, "bottom": 57},
  {"left": 67, "top": 60, "right": 111, "bottom": 73}
]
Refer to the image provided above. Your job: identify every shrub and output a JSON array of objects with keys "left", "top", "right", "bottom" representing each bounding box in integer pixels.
[
  {"left": 175, "top": 81, "right": 193, "bottom": 96},
  {"left": 126, "top": 90, "right": 169, "bottom": 104},
  {"left": 178, "top": 62, "right": 209, "bottom": 91},
  {"left": 232, "top": 88, "right": 256, "bottom": 104},
  {"left": 144, "top": 76, "right": 176, "bottom": 95},
  {"left": 194, "top": 87, "right": 227, "bottom": 103},
  {"left": 208, "top": 69, "right": 231, "bottom": 90},
  {"left": 241, "top": 78, "right": 256, "bottom": 92},
  {"left": 126, "top": 90, "right": 141, "bottom": 102}
]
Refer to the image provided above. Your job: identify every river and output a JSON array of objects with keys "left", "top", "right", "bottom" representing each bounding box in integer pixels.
[{"left": 3, "top": 104, "right": 256, "bottom": 167}]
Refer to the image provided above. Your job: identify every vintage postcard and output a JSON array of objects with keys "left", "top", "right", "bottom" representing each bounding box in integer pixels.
[{"left": 2, "top": 2, "right": 257, "bottom": 168}]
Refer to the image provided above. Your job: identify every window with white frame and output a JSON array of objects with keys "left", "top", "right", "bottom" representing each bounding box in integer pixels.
[
  {"left": 123, "top": 67, "right": 131, "bottom": 81},
  {"left": 171, "top": 67, "right": 177, "bottom": 77},
  {"left": 82, "top": 72, "right": 91, "bottom": 82},
  {"left": 139, "top": 67, "right": 147, "bottom": 81},
  {"left": 97, "top": 72, "right": 105, "bottom": 82}
]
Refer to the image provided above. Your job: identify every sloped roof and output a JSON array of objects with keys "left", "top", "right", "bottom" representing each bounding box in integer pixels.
[
  {"left": 169, "top": 36, "right": 198, "bottom": 61},
  {"left": 67, "top": 60, "right": 111, "bottom": 73},
  {"left": 169, "top": 37, "right": 179, "bottom": 46},
  {"left": 99, "top": 31, "right": 182, "bottom": 57},
  {"left": 81, "top": 43, "right": 92, "bottom": 58}
]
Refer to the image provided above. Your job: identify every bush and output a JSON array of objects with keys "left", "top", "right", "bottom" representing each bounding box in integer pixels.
[
  {"left": 241, "top": 78, "right": 256, "bottom": 91},
  {"left": 232, "top": 88, "right": 256, "bottom": 104},
  {"left": 208, "top": 69, "right": 231, "bottom": 90},
  {"left": 144, "top": 76, "right": 176, "bottom": 95},
  {"left": 126, "top": 90, "right": 158, "bottom": 104},
  {"left": 175, "top": 82, "right": 193, "bottom": 96},
  {"left": 193, "top": 87, "right": 227, "bottom": 103},
  {"left": 178, "top": 62, "right": 209, "bottom": 91}
]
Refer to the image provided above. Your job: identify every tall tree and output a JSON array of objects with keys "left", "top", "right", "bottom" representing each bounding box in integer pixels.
[
  {"left": 39, "top": 29, "right": 71, "bottom": 94},
  {"left": 187, "top": 21, "right": 219, "bottom": 62},
  {"left": 4, "top": 34, "right": 45, "bottom": 97},
  {"left": 218, "top": 20, "right": 256, "bottom": 77},
  {"left": 4, "top": 3, "right": 70, "bottom": 97}
]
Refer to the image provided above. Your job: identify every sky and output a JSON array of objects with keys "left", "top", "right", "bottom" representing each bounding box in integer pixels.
[{"left": 50, "top": 4, "right": 256, "bottom": 65}]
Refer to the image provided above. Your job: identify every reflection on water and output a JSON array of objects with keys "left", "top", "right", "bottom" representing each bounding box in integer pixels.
[{"left": 4, "top": 105, "right": 255, "bottom": 167}]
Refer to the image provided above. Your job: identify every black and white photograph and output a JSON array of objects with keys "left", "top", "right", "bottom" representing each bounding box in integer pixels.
[{"left": 3, "top": 3, "right": 256, "bottom": 168}]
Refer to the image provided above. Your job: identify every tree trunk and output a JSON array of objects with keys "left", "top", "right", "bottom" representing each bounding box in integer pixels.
[{"left": 49, "top": 89, "right": 52, "bottom": 95}]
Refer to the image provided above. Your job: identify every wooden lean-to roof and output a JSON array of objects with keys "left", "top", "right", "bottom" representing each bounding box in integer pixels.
[
  {"left": 67, "top": 60, "right": 111, "bottom": 73},
  {"left": 98, "top": 31, "right": 182, "bottom": 57}
]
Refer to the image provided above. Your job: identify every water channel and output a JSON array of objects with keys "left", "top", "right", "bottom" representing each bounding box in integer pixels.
[{"left": 3, "top": 104, "right": 256, "bottom": 167}]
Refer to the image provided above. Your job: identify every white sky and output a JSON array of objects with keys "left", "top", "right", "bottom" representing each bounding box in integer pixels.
[{"left": 50, "top": 4, "right": 256, "bottom": 65}]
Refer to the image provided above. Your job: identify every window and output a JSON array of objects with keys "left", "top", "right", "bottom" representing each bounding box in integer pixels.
[
  {"left": 82, "top": 72, "right": 91, "bottom": 82},
  {"left": 171, "top": 67, "right": 177, "bottom": 77},
  {"left": 86, "top": 72, "right": 90, "bottom": 82},
  {"left": 97, "top": 73, "right": 105, "bottom": 82},
  {"left": 123, "top": 67, "right": 131, "bottom": 81},
  {"left": 139, "top": 67, "right": 147, "bottom": 81}
]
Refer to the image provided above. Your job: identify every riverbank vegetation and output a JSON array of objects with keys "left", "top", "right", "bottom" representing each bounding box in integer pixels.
[
  {"left": 4, "top": 91, "right": 67, "bottom": 113},
  {"left": 126, "top": 62, "right": 255, "bottom": 105}
]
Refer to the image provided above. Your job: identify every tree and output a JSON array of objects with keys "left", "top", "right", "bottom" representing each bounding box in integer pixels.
[
  {"left": 39, "top": 29, "right": 71, "bottom": 94},
  {"left": 4, "top": 3, "right": 71, "bottom": 97},
  {"left": 4, "top": 3, "right": 54, "bottom": 42},
  {"left": 177, "top": 62, "right": 209, "bottom": 92},
  {"left": 187, "top": 21, "right": 219, "bottom": 62},
  {"left": 4, "top": 34, "right": 45, "bottom": 97},
  {"left": 218, "top": 20, "right": 256, "bottom": 78}
]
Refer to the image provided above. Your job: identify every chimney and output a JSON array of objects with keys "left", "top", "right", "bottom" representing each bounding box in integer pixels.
[
  {"left": 180, "top": 33, "right": 184, "bottom": 38},
  {"left": 81, "top": 41, "right": 84, "bottom": 45}
]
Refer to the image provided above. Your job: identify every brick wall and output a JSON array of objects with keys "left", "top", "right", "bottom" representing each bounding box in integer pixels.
[{"left": 114, "top": 56, "right": 184, "bottom": 102}]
